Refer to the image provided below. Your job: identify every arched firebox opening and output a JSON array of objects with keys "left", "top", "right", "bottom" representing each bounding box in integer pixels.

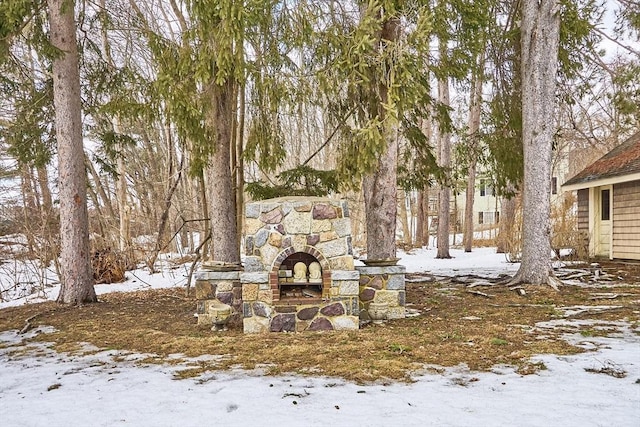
[{"left": 271, "top": 247, "right": 331, "bottom": 303}]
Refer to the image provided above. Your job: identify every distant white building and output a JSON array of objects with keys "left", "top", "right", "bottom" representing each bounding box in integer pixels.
[{"left": 453, "top": 151, "right": 573, "bottom": 232}]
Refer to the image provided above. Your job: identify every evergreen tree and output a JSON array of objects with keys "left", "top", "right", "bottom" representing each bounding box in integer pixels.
[
  {"left": 360, "top": 3, "right": 402, "bottom": 261},
  {"left": 48, "top": 0, "right": 97, "bottom": 303}
]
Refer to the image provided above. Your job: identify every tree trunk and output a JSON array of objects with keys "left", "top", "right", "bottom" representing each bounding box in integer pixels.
[
  {"left": 198, "top": 172, "right": 211, "bottom": 259},
  {"left": 436, "top": 75, "right": 451, "bottom": 259},
  {"left": 20, "top": 165, "right": 37, "bottom": 255},
  {"left": 363, "top": 130, "right": 398, "bottom": 260},
  {"left": 49, "top": 0, "right": 97, "bottom": 304},
  {"left": 417, "top": 113, "right": 433, "bottom": 248},
  {"left": 416, "top": 190, "right": 425, "bottom": 247},
  {"left": 85, "top": 152, "right": 116, "bottom": 219},
  {"left": 235, "top": 83, "right": 246, "bottom": 246},
  {"left": 497, "top": 191, "right": 517, "bottom": 253},
  {"left": 463, "top": 55, "right": 483, "bottom": 252},
  {"left": 207, "top": 79, "right": 240, "bottom": 264},
  {"left": 37, "top": 166, "right": 53, "bottom": 215},
  {"left": 37, "top": 166, "right": 57, "bottom": 264},
  {"left": 352, "top": 190, "right": 366, "bottom": 248},
  {"left": 462, "top": 165, "right": 476, "bottom": 252},
  {"left": 398, "top": 189, "right": 412, "bottom": 247},
  {"left": 86, "top": 180, "right": 107, "bottom": 238},
  {"left": 363, "top": 16, "right": 400, "bottom": 261},
  {"left": 512, "top": 0, "right": 560, "bottom": 286},
  {"left": 422, "top": 186, "right": 430, "bottom": 245},
  {"left": 116, "top": 139, "right": 130, "bottom": 252}
]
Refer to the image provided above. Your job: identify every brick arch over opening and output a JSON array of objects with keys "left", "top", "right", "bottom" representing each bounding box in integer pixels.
[
  {"left": 271, "top": 246, "right": 330, "bottom": 272},
  {"left": 269, "top": 246, "right": 332, "bottom": 302}
]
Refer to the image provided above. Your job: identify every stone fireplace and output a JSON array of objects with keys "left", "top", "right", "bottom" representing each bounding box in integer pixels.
[
  {"left": 195, "top": 196, "right": 406, "bottom": 333},
  {"left": 240, "top": 197, "right": 360, "bottom": 333}
]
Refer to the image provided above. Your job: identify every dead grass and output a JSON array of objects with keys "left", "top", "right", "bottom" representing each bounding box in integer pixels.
[{"left": 1, "top": 262, "right": 639, "bottom": 384}]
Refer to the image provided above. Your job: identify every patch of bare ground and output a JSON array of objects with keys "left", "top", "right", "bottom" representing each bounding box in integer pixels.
[{"left": 1, "top": 262, "right": 639, "bottom": 384}]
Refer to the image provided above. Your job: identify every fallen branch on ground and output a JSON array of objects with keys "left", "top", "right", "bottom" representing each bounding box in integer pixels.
[
  {"left": 466, "top": 282, "right": 494, "bottom": 288},
  {"left": 584, "top": 360, "right": 626, "bottom": 378},
  {"left": 466, "top": 290, "right": 494, "bottom": 298},
  {"left": 589, "top": 293, "right": 633, "bottom": 300},
  {"left": 19, "top": 314, "right": 39, "bottom": 334}
]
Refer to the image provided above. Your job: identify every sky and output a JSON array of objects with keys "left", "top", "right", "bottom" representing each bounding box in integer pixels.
[{"left": 1, "top": 247, "right": 638, "bottom": 427}]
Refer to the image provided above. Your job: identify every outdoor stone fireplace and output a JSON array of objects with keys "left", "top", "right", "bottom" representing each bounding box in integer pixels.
[
  {"left": 240, "top": 197, "right": 360, "bottom": 333},
  {"left": 195, "top": 196, "right": 406, "bottom": 333}
]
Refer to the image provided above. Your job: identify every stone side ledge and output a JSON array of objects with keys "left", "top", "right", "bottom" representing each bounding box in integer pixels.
[
  {"left": 356, "top": 265, "right": 406, "bottom": 275},
  {"left": 195, "top": 271, "right": 241, "bottom": 281},
  {"left": 331, "top": 270, "right": 360, "bottom": 280},
  {"left": 240, "top": 272, "right": 269, "bottom": 283}
]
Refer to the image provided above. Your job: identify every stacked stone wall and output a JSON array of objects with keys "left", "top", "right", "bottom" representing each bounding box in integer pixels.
[
  {"left": 357, "top": 265, "right": 406, "bottom": 320},
  {"left": 195, "top": 269, "right": 242, "bottom": 326}
]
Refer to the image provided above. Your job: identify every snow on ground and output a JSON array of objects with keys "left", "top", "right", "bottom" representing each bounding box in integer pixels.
[
  {"left": 1, "top": 323, "right": 638, "bottom": 427},
  {"left": 399, "top": 246, "right": 520, "bottom": 277},
  {"left": 0, "top": 258, "right": 191, "bottom": 308},
  {"left": 1, "top": 248, "right": 639, "bottom": 426}
]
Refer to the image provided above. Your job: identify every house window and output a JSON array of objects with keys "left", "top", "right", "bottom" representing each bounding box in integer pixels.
[
  {"left": 479, "top": 180, "right": 494, "bottom": 197},
  {"left": 486, "top": 211, "right": 497, "bottom": 224},
  {"left": 478, "top": 211, "right": 499, "bottom": 225},
  {"left": 601, "top": 189, "right": 610, "bottom": 221},
  {"left": 551, "top": 177, "right": 557, "bottom": 195}
]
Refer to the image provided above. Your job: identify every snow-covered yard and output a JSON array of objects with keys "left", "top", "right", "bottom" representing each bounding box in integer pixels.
[{"left": 1, "top": 247, "right": 639, "bottom": 426}]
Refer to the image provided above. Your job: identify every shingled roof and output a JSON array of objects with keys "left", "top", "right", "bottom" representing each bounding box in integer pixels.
[{"left": 563, "top": 131, "right": 640, "bottom": 189}]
